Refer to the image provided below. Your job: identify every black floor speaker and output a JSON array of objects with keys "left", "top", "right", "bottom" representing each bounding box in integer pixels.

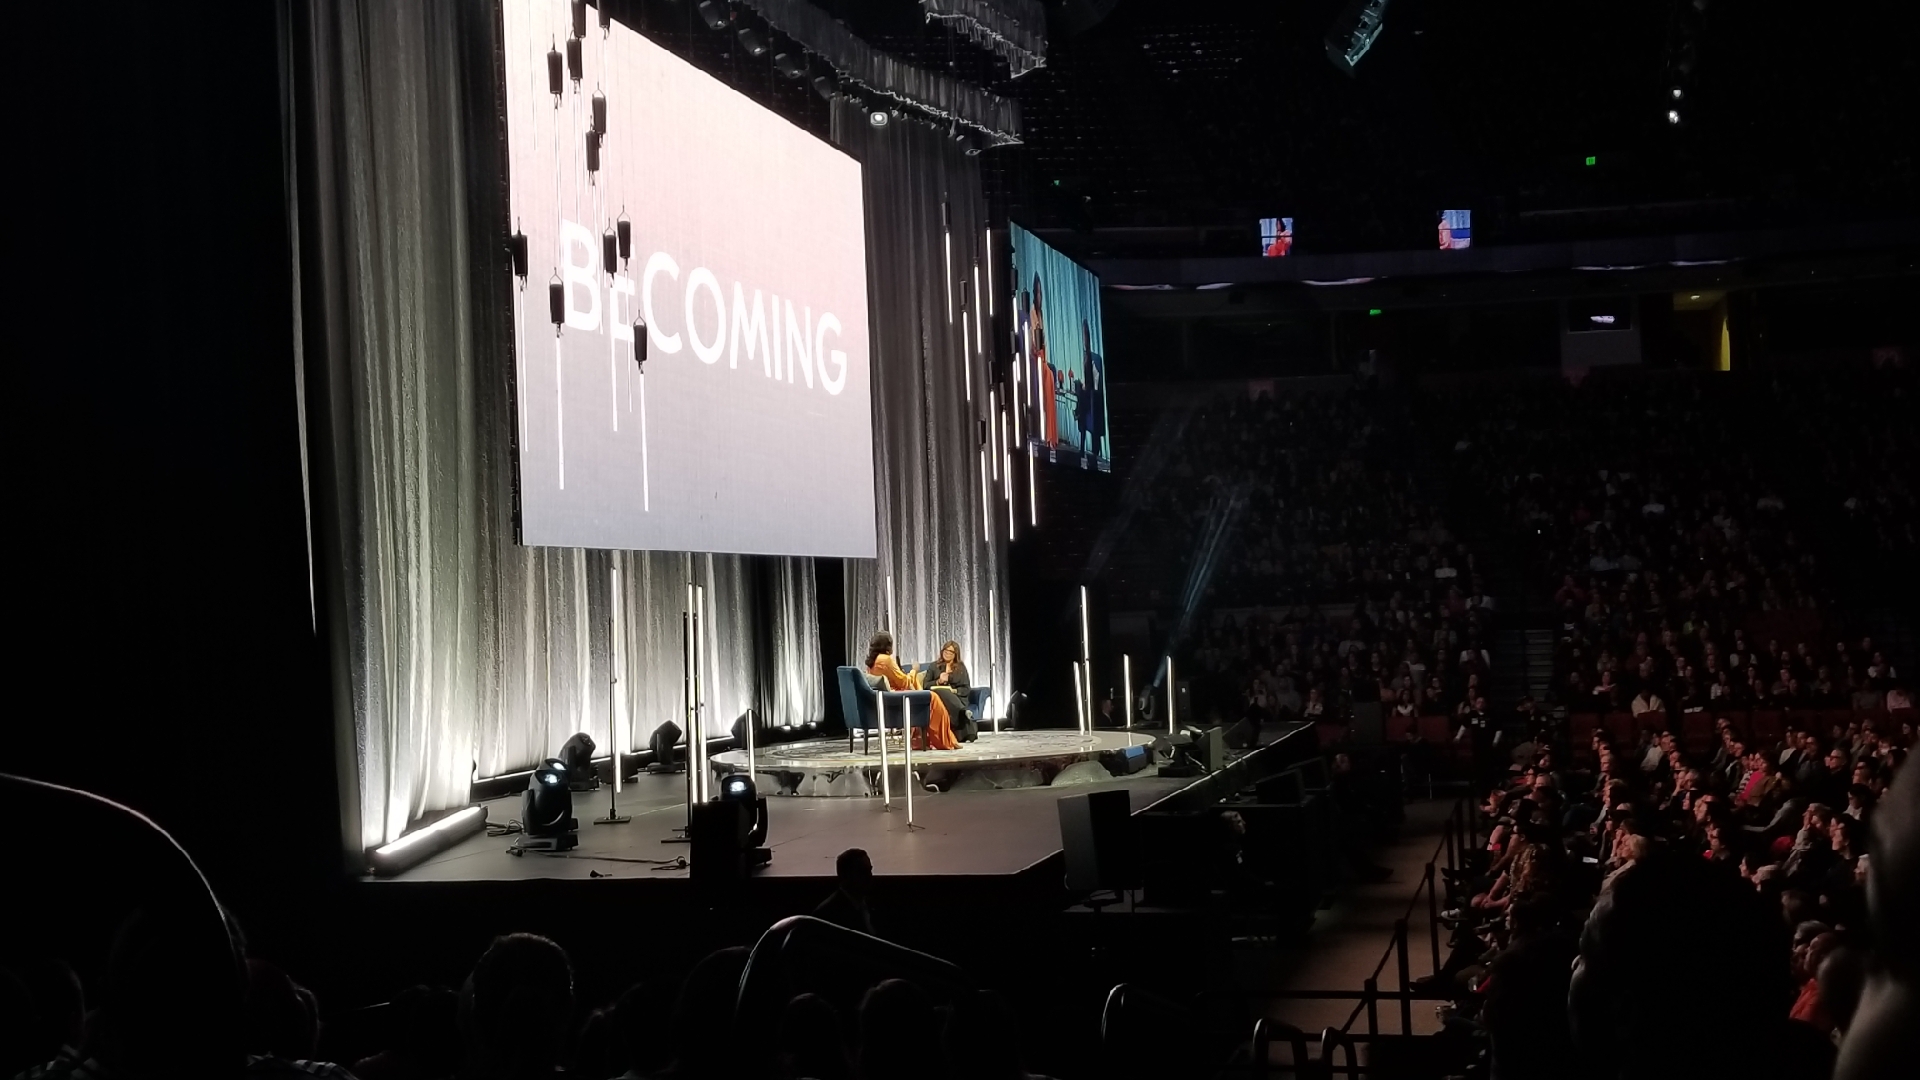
[{"left": 1058, "top": 788, "right": 1136, "bottom": 893}]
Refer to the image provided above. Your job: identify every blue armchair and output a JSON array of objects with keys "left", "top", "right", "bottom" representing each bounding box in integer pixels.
[
  {"left": 902, "top": 660, "right": 992, "bottom": 736},
  {"left": 835, "top": 666, "right": 931, "bottom": 753}
]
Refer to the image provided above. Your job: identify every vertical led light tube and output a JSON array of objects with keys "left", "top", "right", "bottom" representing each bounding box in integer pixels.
[
  {"left": 1073, "top": 662, "right": 1086, "bottom": 736},
  {"left": 989, "top": 390, "right": 1000, "bottom": 481},
  {"left": 902, "top": 696, "right": 915, "bottom": 826},
  {"left": 1166, "top": 656, "right": 1176, "bottom": 735},
  {"left": 988, "top": 590, "right": 999, "bottom": 733},
  {"left": 980, "top": 448, "right": 991, "bottom": 544},
  {"left": 1028, "top": 447, "right": 1038, "bottom": 526},
  {"left": 973, "top": 262, "right": 984, "bottom": 353},
  {"left": 1123, "top": 654, "right": 1133, "bottom": 730},
  {"left": 963, "top": 319, "right": 972, "bottom": 402},
  {"left": 985, "top": 227, "right": 994, "bottom": 316},
  {"left": 694, "top": 584, "right": 708, "bottom": 803},
  {"left": 611, "top": 561, "right": 622, "bottom": 795}
]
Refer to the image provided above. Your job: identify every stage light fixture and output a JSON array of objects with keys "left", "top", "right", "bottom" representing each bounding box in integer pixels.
[
  {"left": 508, "top": 221, "right": 529, "bottom": 285},
  {"left": 1325, "top": 0, "right": 1391, "bottom": 75},
  {"left": 616, "top": 208, "right": 632, "bottom": 268},
  {"left": 729, "top": 709, "right": 757, "bottom": 746},
  {"left": 520, "top": 759, "right": 580, "bottom": 852},
  {"left": 698, "top": 1, "right": 729, "bottom": 31},
  {"left": 602, "top": 225, "right": 618, "bottom": 281},
  {"left": 567, "top": 35, "right": 583, "bottom": 88},
  {"left": 599, "top": 0, "right": 610, "bottom": 35},
  {"left": 632, "top": 316, "right": 648, "bottom": 374},
  {"left": 549, "top": 271, "right": 565, "bottom": 336},
  {"left": 869, "top": 109, "right": 889, "bottom": 128},
  {"left": 774, "top": 52, "right": 806, "bottom": 79},
  {"left": 559, "top": 732, "right": 598, "bottom": 791},
  {"left": 1006, "top": 691, "right": 1030, "bottom": 731},
  {"left": 717, "top": 774, "right": 769, "bottom": 849},
  {"left": 811, "top": 74, "right": 835, "bottom": 100},
  {"left": 737, "top": 28, "right": 768, "bottom": 57},
  {"left": 592, "top": 87, "right": 607, "bottom": 135},
  {"left": 1671, "top": 86, "right": 1684, "bottom": 100},
  {"left": 648, "top": 720, "right": 684, "bottom": 773},
  {"left": 547, "top": 40, "right": 563, "bottom": 104},
  {"left": 368, "top": 805, "right": 488, "bottom": 877},
  {"left": 572, "top": 0, "right": 587, "bottom": 39},
  {"left": 1668, "top": 109, "right": 1682, "bottom": 124}
]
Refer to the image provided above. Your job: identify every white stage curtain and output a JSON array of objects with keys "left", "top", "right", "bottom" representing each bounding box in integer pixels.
[
  {"left": 831, "top": 101, "right": 1012, "bottom": 701},
  {"left": 289, "top": 0, "right": 820, "bottom": 854}
]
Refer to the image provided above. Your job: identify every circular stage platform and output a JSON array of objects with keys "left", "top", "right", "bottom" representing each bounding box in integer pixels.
[{"left": 709, "top": 730, "right": 1156, "bottom": 797}]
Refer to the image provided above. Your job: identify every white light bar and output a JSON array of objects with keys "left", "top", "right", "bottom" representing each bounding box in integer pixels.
[{"left": 369, "top": 805, "right": 488, "bottom": 876}]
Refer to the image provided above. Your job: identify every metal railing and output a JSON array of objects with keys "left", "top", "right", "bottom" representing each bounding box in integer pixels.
[{"left": 1250, "top": 796, "right": 1481, "bottom": 1078}]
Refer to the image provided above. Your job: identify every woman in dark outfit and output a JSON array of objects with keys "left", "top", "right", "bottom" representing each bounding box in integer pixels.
[{"left": 928, "top": 640, "right": 977, "bottom": 743}]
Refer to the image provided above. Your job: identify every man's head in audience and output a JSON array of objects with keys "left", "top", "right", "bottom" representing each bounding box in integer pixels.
[
  {"left": 462, "top": 933, "right": 573, "bottom": 1080},
  {"left": 836, "top": 847, "right": 873, "bottom": 901}
]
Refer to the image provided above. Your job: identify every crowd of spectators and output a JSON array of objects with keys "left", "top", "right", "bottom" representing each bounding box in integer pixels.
[
  {"left": 1428, "top": 679, "right": 1912, "bottom": 1080},
  {"left": 1436, "top": 372, "right": 1913, "bottom": 727},
  {"left": 1122, "top": 385, "right": 1492, "bottom": 731},
  {"left": 1, "top": 840, "right": 1056, "bottom": 1080}
]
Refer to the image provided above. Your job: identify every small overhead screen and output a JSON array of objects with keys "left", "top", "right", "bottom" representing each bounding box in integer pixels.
[
  {"left": 1259, "top": 217, "right": 1294, "bottom": 257},
  {"left": 501, "top": 0, "right": 876, "bottom": 556},
  {"left": 1438, "top": 209, "right": 1472, "bottom": 250}
]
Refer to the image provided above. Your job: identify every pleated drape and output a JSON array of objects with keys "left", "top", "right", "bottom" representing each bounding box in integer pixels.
[
  {"left": 831, "top": 101, "right": 1012, "bottom": 699},
  {"left": 292, "top": 0, "right": 820, "bottom": 853}
]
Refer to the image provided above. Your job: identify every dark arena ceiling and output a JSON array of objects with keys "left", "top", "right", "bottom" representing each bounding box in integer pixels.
[{"left": 809, "top": 0, "right": 1915, "bottom": 258}]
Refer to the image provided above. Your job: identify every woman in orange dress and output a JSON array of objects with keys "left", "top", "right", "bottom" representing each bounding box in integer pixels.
[{"left": 865, "top": 631, "right": 960, "bottom": 751}]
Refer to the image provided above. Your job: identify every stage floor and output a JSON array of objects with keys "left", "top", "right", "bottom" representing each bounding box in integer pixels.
[
  {"left": 710, "top": 730, "right": 1156, "bottom": 796},
  {"left": 382, "top": 766, "right": 1188, "bottom": 884}
]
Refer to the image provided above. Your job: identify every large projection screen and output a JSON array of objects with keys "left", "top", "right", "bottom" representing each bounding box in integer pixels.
[
  {"left": 502, "top": 0, "right": 876, "bottom": 556},
  {"left": 1009, "top": 223, "right": 1110, "bottom": 472}
]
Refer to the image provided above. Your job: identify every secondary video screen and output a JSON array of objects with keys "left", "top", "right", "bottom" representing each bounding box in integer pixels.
[
  {"left": 502, "top": 0, "right": 876, "bottom": 556},
  {"left": 1438, "top": 209, "right": 1473, "bottom": 250},
  {"left": 1260, "top": 217, "right": 1294, "bottom": 257},
  {"left": 1009, "top": 223, "right": 1110, "bottom": 472}
]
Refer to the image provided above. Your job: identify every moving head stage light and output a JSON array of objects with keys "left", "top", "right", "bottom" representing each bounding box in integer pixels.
[
  {"left": 692, "top": 774, "right": 770, "bottom": 883},
  {"left": 1326, "top": 0, "right": 1391, "bottom": 75},
  {"left": 517, "top": 758, "right": 580, "bottom": 853},
  {"left": 648, "top": 720, "right": 684, "bottom": 774},
  {"left": 558, "top": 732, "right": 598, "bottom": 791}
]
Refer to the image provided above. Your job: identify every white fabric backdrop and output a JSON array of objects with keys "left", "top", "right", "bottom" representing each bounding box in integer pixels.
[{"left": 291, "top": 0, "right": 821, "bottom": 853}]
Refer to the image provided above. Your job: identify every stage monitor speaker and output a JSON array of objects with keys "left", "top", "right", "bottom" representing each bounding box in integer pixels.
[
  {"left": 690, "top": 799, "right": 771, "bottom": 884},
  {"left": 1058, "top": 788, "right": 1136, "bottom": 893},
  {"left": 1349, "top": 702, "right": 1384, "bottom": 746},
  {"left": 1295, "top": 756, "right": 1332, "bottom": 792},
  {"left": 1101, "top": 743, "right": 1151, "bottom": 776},
  {"left": 1192, "top": 726, "right": 1226, "bottom": 771},
  {"left": 1256, "top": 769, "right": 1306, "bottom": 805},
  {"left": 1225, "top": 718, "right": 1259, "bottom": 750}
]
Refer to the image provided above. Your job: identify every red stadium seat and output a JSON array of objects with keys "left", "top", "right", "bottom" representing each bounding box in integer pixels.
[
  {"left": 1717, "top": 710, "right": 1750, "bottom": 742},
  {"left": 1636, "top": 710, "right": 1669, "bottom": 735},
  {"left": 1681, "top": 711, "right": 1714, "bottom": 756},
  {"left": 1386, "top": 714, "right": 1415, "bottom": 743},
  {"left": 1749, "top": 710, "right": 1784, "bottom": 743},
  {"left": 1416, "top": 715, "right": 1452, "bottom": 745},
  {"left": 1315, "top": 721, "right": 1347, "bottom": 749},
  {"left": 1604, "top": 711, "right": 1637, "bottom": 748},
  {"left": 1569, "top": 713, "right": 1599, "bottom": 765}
]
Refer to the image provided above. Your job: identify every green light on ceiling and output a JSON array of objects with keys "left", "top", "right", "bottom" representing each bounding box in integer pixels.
[{"left": 1368, "top": 308, "right": 1382, "bottom": 316}]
